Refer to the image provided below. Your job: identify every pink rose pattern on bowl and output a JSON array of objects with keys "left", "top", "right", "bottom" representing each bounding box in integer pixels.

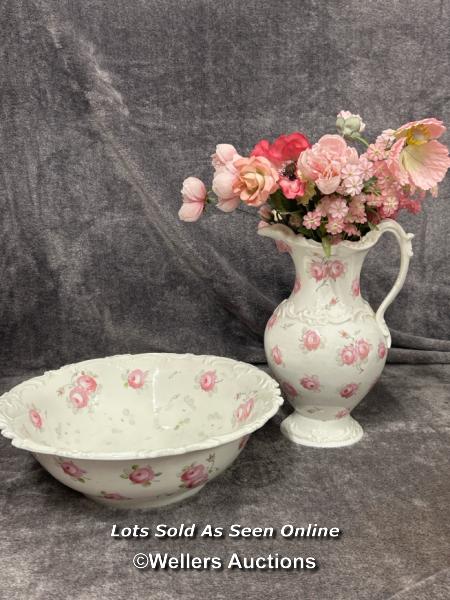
[
  {"left": 198, "top": 370, "right": 218, "bottom": 393},
  {"left": 58, "top": 371, "right": 101, "bottom": 413},
  {"left": 29, "top": 407, "right": 43, "bottom": 430},
  {"left": 125, "top": 369, "right": 148, "bottom": 390},
  {"left": 179, "top": 454, "right": 217, "bottom": 489},
  {"left": 121, "top": 464, "right": 161, "bottom": 487},
  {"left": 57, "top": 458, "right": 88, "bottom": 483},
  {"left": 1, "top": 354, "right": 282, "bottom": 508},
  {"left": 234, "top": 397, "right": 255, "bottom": 424}
]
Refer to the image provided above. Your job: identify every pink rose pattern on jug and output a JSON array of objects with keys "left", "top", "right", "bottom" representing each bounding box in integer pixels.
[
  {"left": 337, "top": 330, "right": 372, "bottom": 372},
  {"left": 300, "top": 375, "right": 321, "bottom": 392},
  {"left": 271, "top": 345, "right": 283, "bottom": 365},
  {"left": 310, "top": 258, "right": 346, "bottom": 288},
  {"left": 339, "top": 383, "right": 360, "bottom": 398},
  {"left": 300, "top": 329, "right": 323, "bottom": 352}
]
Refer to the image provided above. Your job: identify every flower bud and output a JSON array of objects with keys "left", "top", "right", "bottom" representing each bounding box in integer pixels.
[{"left": 336, "top": 111, "right": 366, "bottom": 138}]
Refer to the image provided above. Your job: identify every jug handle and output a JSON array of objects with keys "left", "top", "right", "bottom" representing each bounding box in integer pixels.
[{"left": 374, "top": 219, "right": 414, "bottom": 348}]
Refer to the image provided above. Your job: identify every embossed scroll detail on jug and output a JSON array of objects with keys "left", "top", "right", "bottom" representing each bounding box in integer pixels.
[{"left": 258, "top": 219, "right": 414, "bottom": 448}]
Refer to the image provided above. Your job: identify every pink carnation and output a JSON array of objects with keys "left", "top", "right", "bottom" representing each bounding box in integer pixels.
[
  {"left": 279, "top": 176, "right": 305, "bottom": 199},
  {"left": 251, "top": 132, "right": 311, "bottom": 166},
  {"left": 297, "top": 134, "right": 358, "bottom": 194}
]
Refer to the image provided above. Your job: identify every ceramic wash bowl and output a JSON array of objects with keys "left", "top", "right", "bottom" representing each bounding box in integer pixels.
[{"left": 0, "top": 353, "right": 282, "bottom": 509}]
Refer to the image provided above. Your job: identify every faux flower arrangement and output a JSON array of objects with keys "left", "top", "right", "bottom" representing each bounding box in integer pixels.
[{"left": 179, "top": 113, "right": 450, "bottom": 255}]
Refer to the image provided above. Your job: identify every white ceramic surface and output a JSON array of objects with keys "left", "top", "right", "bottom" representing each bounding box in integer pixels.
[
  {"left": 0, "top": 353, "right": 283, "bottom": 508},
  {"left": 258, "top": 219, "right": 413, "bottom": 448}
]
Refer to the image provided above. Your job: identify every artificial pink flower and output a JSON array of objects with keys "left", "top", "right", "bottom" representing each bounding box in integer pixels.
[
  {"left": 342, "top": 174, "right": 364, "bottom": 196},
  {"left": 235, "top": 398, "right": 254, "bottom": 422},
  {"left": 344, "top": 223, "right": 361, "bottom": 237},
  {"left": 297, "top": 134, "right": 357, "bottom": 194},
  {"left": 129, "top": 466, "right": 156, "bottom": 485},
  {"left": 378, "top": 341, "right": 387, "bottom": 359},
  {"left": 199, "top": 370, "right": 217, "bottom": 392},
  {"left": 355, "top": 339, "right": 371, "bottom": 360},
  {"left": 212, "top": 167, "right": 241, "bottom": 213},
  {"left": 380, "top": 195, "right": 399, "bottom": 218},
  {"left": 211, "top": 143, "right": 241, "bottom": 169},
  {"left": 300, "top": 375, "right": 321, "bottom": 391},
  {"left": 76, "top": 374, "right": 97, "bottom": 393},
  {"left": 327, "top": 260, "right": 345, "bottom": 280},
  {"left": 340, "top": 345, "right": 358, "bottom": 366},
  {"left": 293, "top": 277, "right": 301, "bottom": 293},
  {"left": 279, "top": 176, "right": 305, "bottom": 199},
  {"left": 325, "top": 217, "right": 345, "bottom": 235},
  {"left": 180, "top": 464, "right": 209, "bottom": 488},
  {"left": 358, "top": 155, "right": 374, "bottom": 179},
  {"left": 69, "top": 386, "right": 90, "bottom": 409},
  {"left": 127, "top": 369, "right": 148, "bottom": 389},
  {"left": 340, "top": 383, "right": 359, "bottom": 398},
  {"left": 328, "top": 198, "right": 349, "bottom": 219},
  {"left": 346, "top": 196, "right": 367, "bottom": 224},
  {"left": 251, "top": 132, "right": 311, "bottom": 166},
  {"left": 60, "top": 460, "right": 86, "bottom": 479},
  {"left": 310, "top": 260, "right": 327, "bottom": 281},
  {"left": 302, "top": 329, "right": 321, "bottom": 351},
  {"left": 179, "top": 177, "right": 207, "bottom": 222},
  {"left": 281, "top": 382, "right": 298, "bottom": 397},
  {"left": 29, "top": 409, "right": 43, "bottom": 429},
  {"left": 232, "top": 156, "right": 279, "bottom": 206},
  {"left": 271, "top": 345, "right": 283, "bottom": 365},
  {"left": 387, "top": 118, "right": 450, "bottom": 190},
  {"left": 303, "top": 210, "right": 321, "bottom": 230},
  {"left": 351, "top": 278, "right": 360, "bottom": 297}
]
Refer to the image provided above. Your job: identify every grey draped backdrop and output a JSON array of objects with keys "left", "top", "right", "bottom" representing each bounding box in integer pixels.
[{"left": 0, "top": 1, "right": 449, "bottom": 599}]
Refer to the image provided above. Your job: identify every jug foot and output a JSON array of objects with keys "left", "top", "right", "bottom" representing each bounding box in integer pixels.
[{"left": 281, "top": 412, "right": 363, "bottom": 448}]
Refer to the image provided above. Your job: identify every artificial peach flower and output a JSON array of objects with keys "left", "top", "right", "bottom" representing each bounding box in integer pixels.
[
  {"left": 232, "top": 156, "right": 279, "bottom": 207},
  {"left": 179, "top": 177, "right": 207, "bottom": 222},
  {"left": 388, "top": 118, "right": 450, "bottom": 190}
]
